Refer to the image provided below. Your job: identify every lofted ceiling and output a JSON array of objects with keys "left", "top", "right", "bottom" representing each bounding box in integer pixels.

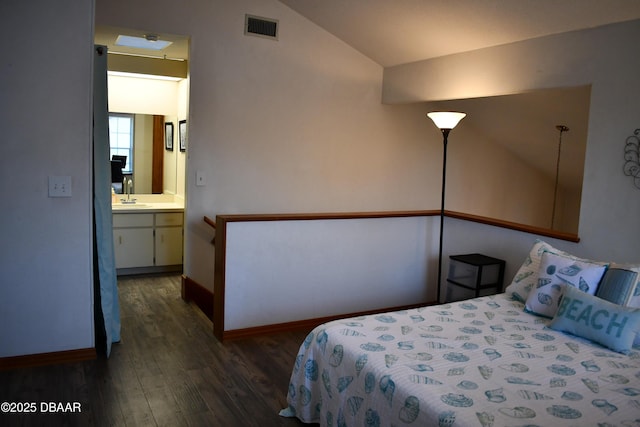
[
  {"left": 273, "top": 0, "right": 637, "bottom": 198},
  {"left": 95, "top": 2, "right": 640, "bottom": 206},
  {"left": 277, "top": 0, "right": 640, "bottom": 67},
  {"left": 95, "top": 2, "right": 640, "bottom": 70}
]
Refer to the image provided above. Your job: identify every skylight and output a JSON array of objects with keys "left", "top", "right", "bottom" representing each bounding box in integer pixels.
[{"left": 115, "top": 35, "right": 172, "bottom": 51}]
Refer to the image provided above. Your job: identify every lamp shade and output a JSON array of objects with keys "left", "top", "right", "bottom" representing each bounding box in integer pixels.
[{"left": 427, "top": 112, "right": 466, "bottom": 130}]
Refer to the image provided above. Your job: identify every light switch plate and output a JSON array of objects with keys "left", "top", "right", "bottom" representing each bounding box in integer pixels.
[
  {"left": 196, "top": 170, "right": 206, "bottom": 187},
  {"left": 48, "top": 175, "right": 72, "bottom": 197}
]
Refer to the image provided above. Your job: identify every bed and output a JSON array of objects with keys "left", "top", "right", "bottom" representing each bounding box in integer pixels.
[{"left": 280, "top": 240, "right": 640, "bottom": 426}]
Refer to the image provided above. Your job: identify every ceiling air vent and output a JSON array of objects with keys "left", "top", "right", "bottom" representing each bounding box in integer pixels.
[{"left": 245, "top": 14, "right": 279, "bottom": 40}]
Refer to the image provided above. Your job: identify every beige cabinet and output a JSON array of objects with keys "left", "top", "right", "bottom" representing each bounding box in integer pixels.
[
  {"left": 155, "top": 213, "right": 183, "bottom": 266},
  {"left": 113, "top": 211, "right": 183, "bottom": 274}
]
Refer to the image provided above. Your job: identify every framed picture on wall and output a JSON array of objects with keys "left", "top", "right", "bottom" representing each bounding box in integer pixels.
[
  {"left": 179, "top": 120, "right": 187, "bottom": 152},
  {"left": 165, "top": 122, "right": 174, "bottom": 151}
]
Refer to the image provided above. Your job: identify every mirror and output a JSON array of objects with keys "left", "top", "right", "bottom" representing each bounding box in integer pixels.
[
  {"left": 107, "top": 73, "right": 187, "bottom": 197},
  {"left": 425, "top": 85, "right": 590, "bottom": 235},
  {"left": 109, "top": 113, "right": 176, "bottom": 194}
]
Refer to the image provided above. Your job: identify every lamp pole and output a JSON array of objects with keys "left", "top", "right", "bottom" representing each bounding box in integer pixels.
[
  {"left": 437, "top": 128, "right": 451, "bottom": 304},
  {"left": 427, "top": 111, "right": 466, "bottom": 304}
]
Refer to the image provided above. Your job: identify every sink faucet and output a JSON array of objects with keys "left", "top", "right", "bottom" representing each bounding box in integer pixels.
[
  {"left": 123, "top": 177, "right": 131, "bottom": 199},
  {"left": 121, "top": 178, "right": 136, "bottom": 204}
]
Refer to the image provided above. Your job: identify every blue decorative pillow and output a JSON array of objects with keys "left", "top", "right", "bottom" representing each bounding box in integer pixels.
[
  {"left": 524, "top": 251, "right": 607, "bottom": 318},
  {"left": 603, "top": 263, "right": 640, "bottom": 348},
  {"left": 548, "top": 284, "right": 640, "bottom": 353},
  {"left": 596, "top": 268, "right": 639, "bottom": 306},
  {"left": 614, "top": 264, "right": 640, "bottom": 310}
]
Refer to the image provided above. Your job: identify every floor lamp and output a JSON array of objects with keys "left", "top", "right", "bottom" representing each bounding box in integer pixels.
[{"left": 427, "top": 111, "right": 466, "bottom": 303}]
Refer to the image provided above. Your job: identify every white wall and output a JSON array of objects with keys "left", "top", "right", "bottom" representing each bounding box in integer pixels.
[
  {"left": 108, "top": 74, "right": 178, "bottom": 116},
  {"left": 0, "top": 0, "right": 95, "bottom": 357},
  {"left": 441, "top": 119, "right": 554, "bottom": 228},
  {"left": 176, "top": 78, "right": 189, "bottom": 200},
  {"left": 384, "top": 20, "right": 640, "bottom": 265},
  {"left": 96, "top": 0, "right": 442, "bottom": 292},
  {"left": 225, "top": 217, "right": 431, "bottom": 330}
]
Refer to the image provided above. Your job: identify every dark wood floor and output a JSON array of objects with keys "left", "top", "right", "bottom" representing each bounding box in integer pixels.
[{"left": 0, "top": 274, "right": 315, "bottom": 426}]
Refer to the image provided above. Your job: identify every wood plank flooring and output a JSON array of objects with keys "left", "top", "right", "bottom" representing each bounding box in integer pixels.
[{"left": 0, "top": 274, "right": 314, "bottom": 426}]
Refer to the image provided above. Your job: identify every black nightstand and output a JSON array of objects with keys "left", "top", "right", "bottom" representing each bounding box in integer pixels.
[{"left": 445, "top": 253, "right": 505, "bottom": 303}]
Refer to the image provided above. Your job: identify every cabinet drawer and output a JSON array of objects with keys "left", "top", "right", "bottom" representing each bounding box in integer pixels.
[
  {"left": 113, "top": 213, "right": 154, "bottom": 228},
  {"left": 445, "top": 281, "right": 498, "bottom": 303},
  {"left": 448, "top": 254, "right": 504, "bottom": 289},
  {"left": 156, "top": 212, "right": 183, "bottom": 226}
]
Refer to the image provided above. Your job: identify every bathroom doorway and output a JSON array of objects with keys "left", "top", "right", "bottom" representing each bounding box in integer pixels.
[
  {"left": 94, "top": 25, "right": 190, "bottom": 199},
  {"left": 95, "top": 25, "right": 191, "bottom": 277}
]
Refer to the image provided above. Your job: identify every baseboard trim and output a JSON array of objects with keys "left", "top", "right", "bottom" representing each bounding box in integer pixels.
[
  {"left": 117, "top": 265, "right": 182, "bottom": 276},
  {"left": 181, "top": 275, "right": 213, "bottom": 320},
  {"left": 222, "top": 300, "right": 435, "bottom": 341},
  {"left": 0, "top": 347, "right": 96, "bottom": 371},
  {"left": 180, "top": 274, "right": 436, "bottom": 342}
]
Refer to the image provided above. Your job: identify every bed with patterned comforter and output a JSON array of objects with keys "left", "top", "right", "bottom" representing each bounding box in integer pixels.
[{"left": 280, "top": 293, "right": 640, "bottom": 426}]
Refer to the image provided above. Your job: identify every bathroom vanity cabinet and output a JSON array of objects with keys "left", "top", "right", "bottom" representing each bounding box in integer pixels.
[{"left": 112, "top": 210, "right": 183, "bottom": 275}]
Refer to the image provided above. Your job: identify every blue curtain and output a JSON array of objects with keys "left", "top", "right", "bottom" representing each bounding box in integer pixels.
[{"left": 93, "top": 45, "right": 121, "bottom": 356}]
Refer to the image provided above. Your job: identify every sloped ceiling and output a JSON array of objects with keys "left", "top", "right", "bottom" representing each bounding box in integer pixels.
[
  {"left": 96, "top": 1, "right": 640, "bottom": 68},
  {"left": 277, "top": 0, "right": 640, "bottom": 67},
  {"left": 276, "top": 1, "right": 635, "bottom": 196},
  {"left": 425, "top": 86, "right": 591, "bottom": 193},
  {"left": 95, "top": 2, "right": 639, "bottom": 199}
]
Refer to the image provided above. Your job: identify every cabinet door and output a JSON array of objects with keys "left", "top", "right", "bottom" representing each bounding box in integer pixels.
[
  {"left": 155, "top": 227, "right": 183, "bottom": 266},
  {"left": 113, "top": 228, "right": 154, "bottom": 268}
]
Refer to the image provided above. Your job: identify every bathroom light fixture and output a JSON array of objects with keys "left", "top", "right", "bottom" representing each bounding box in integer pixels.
[
  {"left": 107, "top": 71, "right": 183, "bottom": 82},
  {"left": 115, "top": 34, "right": 172, "bottom": 50},
  {"left": 107, "top": 50, "right": 185, "bottom": 61},
  {"left": 427, "top": 111, "right": 466, "bottom": 303}
]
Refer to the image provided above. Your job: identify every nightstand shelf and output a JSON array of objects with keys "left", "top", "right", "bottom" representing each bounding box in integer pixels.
[{"left": 445, "top": 253, "right": 505, "bottom": 303}]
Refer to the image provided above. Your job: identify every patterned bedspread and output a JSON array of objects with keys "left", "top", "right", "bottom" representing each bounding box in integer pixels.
[{"left": 281, "top": 293, "right": 640, "bottom": 426}]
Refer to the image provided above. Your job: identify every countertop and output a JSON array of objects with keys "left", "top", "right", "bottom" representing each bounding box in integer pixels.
[{"left": 112, "top": 202, "right": 184, "bottom": 213}]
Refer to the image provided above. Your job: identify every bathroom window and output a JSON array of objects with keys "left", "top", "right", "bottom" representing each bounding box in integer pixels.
[{"left": 109, "top": 113, "right": 134, "bottom": 174}]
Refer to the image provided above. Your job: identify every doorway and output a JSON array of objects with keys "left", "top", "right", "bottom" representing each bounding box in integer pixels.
[{"left": 95, "top": 25, "right": 190, "bottom": 275}]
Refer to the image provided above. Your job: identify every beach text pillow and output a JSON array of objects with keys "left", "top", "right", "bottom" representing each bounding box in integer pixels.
[{"left": 549, "top": 284, "right": 640, "bottom": 353}]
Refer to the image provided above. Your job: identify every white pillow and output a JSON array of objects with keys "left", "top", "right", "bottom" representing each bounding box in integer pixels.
[
  {"left": 505, "top": 240, "right": 574, "bottom": 302},
  {"left": 524, "top": 251, "right": 607, "bottom": 318}
]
